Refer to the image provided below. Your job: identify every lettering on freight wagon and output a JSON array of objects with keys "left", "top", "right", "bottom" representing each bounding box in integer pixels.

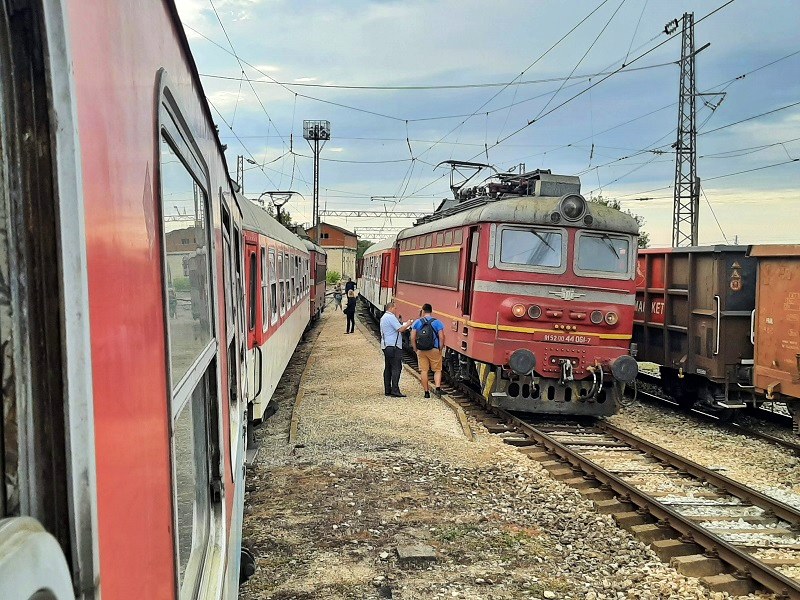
[{"left": 635, "top": 299, "right": 665, "bottom": 322}]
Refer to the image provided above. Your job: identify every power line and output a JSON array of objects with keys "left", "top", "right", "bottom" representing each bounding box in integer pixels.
[
  {"left": 198, "top": 60, "right": 674, "bottom": 92},
  {"left": 320, "top": 210, "right": 432, "bottom": 218},
  {"left": 207, "top": 99, "right": 278, "bottom": 188},
  {"left": 698, "top": 100, "right": 800, "bottom": 136}
]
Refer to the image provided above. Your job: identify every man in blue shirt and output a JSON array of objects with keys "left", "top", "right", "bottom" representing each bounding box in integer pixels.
[
  {"left": 380, "top": 300, "right": 413, "bottom": 397},
  {"left": 410, "top": 303, "right": 446, "bottom": 398}
]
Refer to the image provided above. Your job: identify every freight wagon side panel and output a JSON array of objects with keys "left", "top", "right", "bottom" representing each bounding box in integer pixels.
[
  {"left": 750, "top": 245, "right": 800, "bottom": 401},
  {"left": 634, "top": 247, "right": 756, "bottom": 382}
]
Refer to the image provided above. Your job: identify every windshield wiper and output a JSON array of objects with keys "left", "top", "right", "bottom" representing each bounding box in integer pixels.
[
  {"left": 600, "top": 234, "right": 619, "bottom": 259},
  {"left": 531, "top": 230, "right": 555, "bottom": 252}
]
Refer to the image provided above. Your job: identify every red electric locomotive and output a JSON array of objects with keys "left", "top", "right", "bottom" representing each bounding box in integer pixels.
[{"left": 364, "top": 171, "right": 640, "bottom": 416}]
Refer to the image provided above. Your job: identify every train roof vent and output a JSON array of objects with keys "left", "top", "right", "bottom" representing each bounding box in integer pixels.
[{"left": 534, "top": 173, "right": 581, "bottom": 197}]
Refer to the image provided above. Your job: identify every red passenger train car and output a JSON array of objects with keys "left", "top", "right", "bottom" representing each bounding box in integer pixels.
[
  {"left": 361, "top": 171, "right": 640, "bottom": 416},
  {"left": 358, "top": 236, "right": 399, "bottom": 317},
  {"left": 0, "top": 1, "right": 321, "bottom": 598},
  {"left": 306, "top": 239, "right": 328, "bottom": 322}
]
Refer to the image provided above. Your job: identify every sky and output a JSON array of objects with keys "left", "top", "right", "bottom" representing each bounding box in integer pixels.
[{"left": 176, "top": 0, "right": 800, "bottom": 246}]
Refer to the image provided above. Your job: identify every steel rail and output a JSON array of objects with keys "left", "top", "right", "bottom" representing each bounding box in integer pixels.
[
  {"left": 497, "top": 410, "right": 800, "bottom": 599},
  {"left": 633, "top": 376, "right": 800, "bottom": 453}
]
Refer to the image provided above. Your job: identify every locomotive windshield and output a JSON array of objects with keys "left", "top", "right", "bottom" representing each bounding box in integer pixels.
[
  {"left": 499, "top": 227, "right": 563, "bottom": 268},
  {"left": 575, "top": 232, "right": 631, "bottom": 276}
]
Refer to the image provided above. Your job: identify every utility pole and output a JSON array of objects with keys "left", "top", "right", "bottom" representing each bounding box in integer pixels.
[
  {"left": 236, "top": 155, "right": 245, "bottom": 195},
  {"left": 672, "top": 13, "right": 699, "bottom": 247},
  {"left": 303, "top": 120, "right": 330, "bottom": 244}
]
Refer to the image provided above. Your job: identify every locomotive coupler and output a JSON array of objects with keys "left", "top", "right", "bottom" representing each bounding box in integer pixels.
[{"left": 559, "top": 359, "right": 574, "bottom": 385}]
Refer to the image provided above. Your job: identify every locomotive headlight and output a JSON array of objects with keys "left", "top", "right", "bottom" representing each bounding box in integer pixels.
[
  {"left": 528, "top": 304, "right": 542, "bottom": 319},
  {"left": 559, "top": 194, "right": 586, "bottom": 221},
  {"left": 512, "top": 303, "right": 527, "bottom": 318},
  {"left": 590, "top": 310, "right": 604, "bottom": 324},
  {"left": 605, "top": 311, "right": 619, "bottom": 325}
]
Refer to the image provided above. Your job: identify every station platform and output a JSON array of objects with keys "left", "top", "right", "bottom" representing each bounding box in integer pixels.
[{"left": 239, "top": 310, "right": 724, "bottom": 600}]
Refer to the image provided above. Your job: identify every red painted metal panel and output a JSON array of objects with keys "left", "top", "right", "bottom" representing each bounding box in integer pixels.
[{"left": 67, "top": 0, "right": 239, "bottom": 595}]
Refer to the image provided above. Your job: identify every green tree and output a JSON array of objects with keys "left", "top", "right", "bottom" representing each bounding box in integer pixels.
[
  {"left": 589, "top": 195, "right": 650, "bottom": 248},
  {"left": 326, "top": 270, "right": 341, "bottom": 285},
  {"left": 357, "top": 239, "right": 374, "bottom": 259}
]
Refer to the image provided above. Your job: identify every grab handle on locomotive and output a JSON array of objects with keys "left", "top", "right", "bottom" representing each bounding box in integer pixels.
[{"left": 713, "top": 295, "right": 721, "bottom": 356}]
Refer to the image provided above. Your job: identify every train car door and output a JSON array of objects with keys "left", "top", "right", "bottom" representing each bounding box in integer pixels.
[{"left": 461, "top": 227, "right": 479, "bottom": 316}]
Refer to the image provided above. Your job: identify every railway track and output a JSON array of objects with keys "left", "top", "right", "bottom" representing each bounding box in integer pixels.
[
  {"left": 357, "top": 304, "right": 800, "bottom": 597},
  {"left": 634, "top": 373, "right": 800, "bottom": 454}
]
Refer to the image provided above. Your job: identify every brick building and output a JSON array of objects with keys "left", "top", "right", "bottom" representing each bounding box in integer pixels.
[{"left": 306, "top": 221, "right": 357, "bottom": 280}]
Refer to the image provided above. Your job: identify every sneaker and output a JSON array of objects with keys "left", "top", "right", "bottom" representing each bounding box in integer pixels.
[
  {"left": 424, "top": 391, "right": 430, "bottom": 399},
  {"left": 434, "top": 387, "right": 443, "bottom": 397}
]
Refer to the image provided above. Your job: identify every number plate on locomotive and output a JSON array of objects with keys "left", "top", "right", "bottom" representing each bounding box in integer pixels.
[{"left": 536, "top": 333, "right": 596, "bottom": 345}]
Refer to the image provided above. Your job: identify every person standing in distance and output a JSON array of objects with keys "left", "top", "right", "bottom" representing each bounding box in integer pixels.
[
  {"left": 410, "top": 303, "right": 446, "bottom": 398},
  {"left": 380, "top": 300, "right": 413, "bottom": 397},
  {"left": 344, "top": 277, "right": 355, "bottom": 295},
  {"left": 344, "top": 289, "right": 357, "bottom": 334}
]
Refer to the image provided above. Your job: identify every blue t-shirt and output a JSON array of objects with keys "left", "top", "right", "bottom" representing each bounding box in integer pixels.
[
  {"left": 412, "top": 316, "right": 445, "bottom": 349},
  {"left": 380, "top": 312, "right": 404, "bottom": 349}
]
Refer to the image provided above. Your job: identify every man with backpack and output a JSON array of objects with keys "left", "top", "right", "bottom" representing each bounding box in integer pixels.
[{"left": 410, "top": 303, "right": 446, "bottom": 398}]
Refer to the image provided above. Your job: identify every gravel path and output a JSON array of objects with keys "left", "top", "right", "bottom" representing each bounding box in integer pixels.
[
  {"left": 610, "top": 400, "right": 800, "bottom": 510},
  {"left": 239, "top": 313, "right": 772, "bottom": 599}
]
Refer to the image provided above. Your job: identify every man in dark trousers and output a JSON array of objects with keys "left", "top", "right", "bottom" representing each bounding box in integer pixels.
[
  {"left": 380, "top": 300, "right": 413, "bottom": 397},
  {"left": 410, "top": 303, "right": 446, "bottom": 398},
  {"left": 344, "top": 290, "right": 357, "bottom": 334},
  {"left": 344, "top": 277, "right": 356, "bottom": 295}
]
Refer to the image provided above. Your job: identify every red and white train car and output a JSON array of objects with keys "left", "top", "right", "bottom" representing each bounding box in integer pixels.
[
  {"left": 361, "top": 172, "right": 640, "bottom": 416},
  {"left": 240, "top": 198, "right": 312, "bottom": 422},
  {"left": 358, "top": 236, "right": 398, "bottom": 316},
  {"left": 305, "top": 239, "right": 328, "bottom": 321},
  {"left": 0, "top": 0, "right": 324, "bottom": 598}
]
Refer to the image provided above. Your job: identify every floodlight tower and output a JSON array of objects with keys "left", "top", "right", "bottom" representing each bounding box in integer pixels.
[{"left": 303, "top": 120, "right": 331, "bottom": 245}]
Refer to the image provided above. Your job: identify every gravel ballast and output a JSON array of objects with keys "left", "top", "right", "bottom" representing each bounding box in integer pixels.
[{"left": 239, "top": 311, "right": 773, "bottom": 599}]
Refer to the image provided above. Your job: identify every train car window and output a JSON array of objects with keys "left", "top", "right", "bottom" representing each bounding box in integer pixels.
[
  {"left": 261, "top": 248, "right": 268, "bottom": 332},
  {"left": 158, "top": 114, "right": 222, "bottom": 598},
  {"left": 454, "top": 230, "right": 463, "bottom": 245},
  {"left": 284, "top": 253, "right": 290, "bottom": 309},
  {"left": 499, "top": 227, "right": 563, "bottom": 270},
  {"left": 269, "top": 250, "right": 278, "bottom": 324},
  {"left": 173, "top": 372, "right": 211, "bottom": 588},
  {"left": 398, "top": 251, "right": 459, "bottom": 289},
  {"left": 436, "top": 233, "right": 444, "bottom": 246},
  {"left": 294, "top": 256, "right": 299, "bottom": 302},
  {"left": 160, "top": 137, "right": 213, "bottom": 386},
  {"left": 425, "top": 235, "right": 432, "bottom": 248},
  {"left": 574, "top": 232, "right": 632, "bottom": 277},
  {"left": 221, "top": 202, "right": 234, "bottom": 340},
  {"left": 278, "top": 252, "right": 285, "bottom": 315},
  {"left": 248, "top": 253, "right": 256, "bottom": 331},
  {"left": 444, "top": 231, "right": 453, "bottom": 246}
]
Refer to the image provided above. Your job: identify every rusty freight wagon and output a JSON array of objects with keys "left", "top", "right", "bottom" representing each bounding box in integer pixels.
[
  {"left": 633, "top": 246, "right": 757, "bottom": 415},
  {"left": 748, "top": 245, "right": 800, "bottom": 430}
]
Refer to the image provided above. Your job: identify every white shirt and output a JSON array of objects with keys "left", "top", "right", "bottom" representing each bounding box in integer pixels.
[{"left": 380, "top": 312, "right": 403, "bottom": 349}]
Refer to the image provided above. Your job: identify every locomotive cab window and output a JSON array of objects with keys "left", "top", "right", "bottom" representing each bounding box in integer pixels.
[
  {"left": 497, "top": 226, "right": 566, "bottom": 274},
  {"left": 574, "top": 232, "right": 633, "bottom": 278}
]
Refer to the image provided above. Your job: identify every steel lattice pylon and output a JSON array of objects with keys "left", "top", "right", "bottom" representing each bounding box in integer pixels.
[{"left": 672, "top": 12, "right": 699, "bottom": 247}]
